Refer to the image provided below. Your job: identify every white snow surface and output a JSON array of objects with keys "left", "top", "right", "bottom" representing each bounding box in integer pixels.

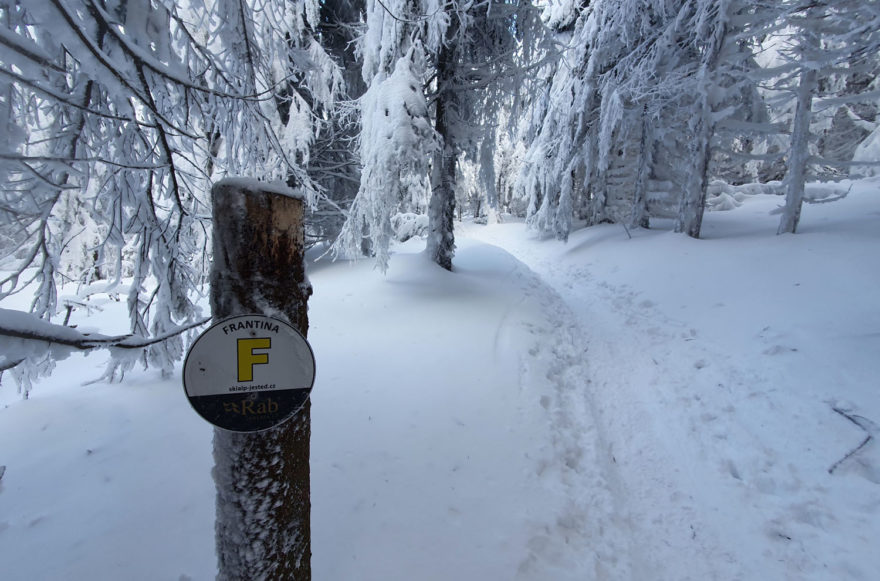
[{"left": 1, "top": 180, "right": 879, "bottom": 580}]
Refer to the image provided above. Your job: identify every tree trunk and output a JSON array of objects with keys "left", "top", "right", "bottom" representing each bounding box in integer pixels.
[
  {"left": 630, "top": 104, "right": 652, "bottom": 229},
  {"left": 588, "top": 124, "right": 608, "bottom": 226},
  {"left": 210, "top": 181, "right": 312, "bottom": 581},
  {"left": 675, "top": 2, "right": 729, "bottom": 239},
  {"left": 426, "top": 26, "right": 457, "bottom": 271},
  {"left": 427, "top": 142, "right": 456, "bottom": 270},
  {"left": 778, "top": 62, "right": 818, "bottom": 234},
  {"left": 676, "top": 108, "right": 713, "bottom": 238}
]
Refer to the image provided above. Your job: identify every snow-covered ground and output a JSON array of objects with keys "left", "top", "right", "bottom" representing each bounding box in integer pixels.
[{"left": 1, "top": 180, "right": 878, "bottom": 580}]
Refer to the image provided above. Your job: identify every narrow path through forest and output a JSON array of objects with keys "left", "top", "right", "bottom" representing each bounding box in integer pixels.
[
  {"left": 308, "top": 237, "right": 636, "bottom": 579},
  {"left": 465, "top": 206, "right": 880, "bottom": 581},
  {"left": 466, "top": 226, "right": 738, "bottom": 580}
]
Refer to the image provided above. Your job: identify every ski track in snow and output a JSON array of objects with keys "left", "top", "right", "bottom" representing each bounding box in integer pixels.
[
  {"left": 516, "top": 250, "right": 747, "bottom": 581},
  {"left": 465, "top": 189, "right": 880, "bottom": 581},
  {"left": 468, "top": 226, "right": 739, "bottom": 580},
  {"left": 503, "top": 260, "right": 633, "bottom": 580}
]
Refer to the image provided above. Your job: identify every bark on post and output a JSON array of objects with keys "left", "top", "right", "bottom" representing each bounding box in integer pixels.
[{"left": 210, "top": 179, "right": 312, "bottom": 581}]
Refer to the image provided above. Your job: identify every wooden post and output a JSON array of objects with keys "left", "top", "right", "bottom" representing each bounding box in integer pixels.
[{"left": 209, "top": 179, "right": 312, "bottom": 580}]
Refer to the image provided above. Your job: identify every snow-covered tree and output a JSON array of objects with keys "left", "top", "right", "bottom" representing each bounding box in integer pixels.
[
  {"left": 336, "top": 0, "right": 544, "bottom": 270},
  {"left": 302, "top": 0, "right": 366, "bottom": 247},
  {"left": 773, "top": 0, "right": 880, "bottom": 234},
  {"left": 330, "top": 0, "right": 444, "bottom": 270},
  {"left": 673, "top": 0, "right": 736, "bottom": 238},
  {"left": 335, "top": 45, "right": 437, "bottom": 270},
  {"left": 426, "top": 1, "right": 545, "bottom": 269},
  {"left": 518, "top": 0, "right": 784, "bottom": 239}
]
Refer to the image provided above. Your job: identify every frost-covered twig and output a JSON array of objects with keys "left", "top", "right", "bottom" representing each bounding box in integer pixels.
[{"left": 804, "top": 184, "right": 852, "bottom": 205}]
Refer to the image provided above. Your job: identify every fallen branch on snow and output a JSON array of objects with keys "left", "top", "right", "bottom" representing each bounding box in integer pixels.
[{"left": 828, "top": 406, "right": 876, "bottom": 475}]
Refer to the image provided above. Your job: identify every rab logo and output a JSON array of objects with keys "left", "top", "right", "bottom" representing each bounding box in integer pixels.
[
  {"left": 223, "top": 398, "right": 279, "bottom": 416},
  {"left": 238, "top": 337, "right": 271, "bottom": 381}
]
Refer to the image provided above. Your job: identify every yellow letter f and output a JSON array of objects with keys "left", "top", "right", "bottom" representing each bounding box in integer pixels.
[{"left": 237, "top": 338, "right": 271, "bottom": 381}]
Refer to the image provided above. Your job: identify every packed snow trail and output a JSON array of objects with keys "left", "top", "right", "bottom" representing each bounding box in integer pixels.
[
  {"left": 464, "top": 185, "right": 880, "bottom": 581},
  {"left": 309, "top": 238, "right": 632, "bottom": 580},
  {"left": 466, "top": 223, "right": 742, "bottom": 580}
]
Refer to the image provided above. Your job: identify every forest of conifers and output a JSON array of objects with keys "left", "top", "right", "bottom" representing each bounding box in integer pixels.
[{"left": 1, "top": 0, "right": 879, "bottom": 381}]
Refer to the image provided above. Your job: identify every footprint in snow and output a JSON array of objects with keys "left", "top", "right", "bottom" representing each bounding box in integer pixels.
[{"left": 762, "top": 345, "right": 798, "bottom": 355}]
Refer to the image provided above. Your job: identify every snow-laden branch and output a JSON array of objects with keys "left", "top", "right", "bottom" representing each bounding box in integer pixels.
[
  {"left": 0, "top": 307, "right": 209, "bottom": 367},
  {"left": 0, "top": 25, "right": 65, "bottom": 72},
  {"left": 46, "top": 0, "right": 198, "bottom": 140}
]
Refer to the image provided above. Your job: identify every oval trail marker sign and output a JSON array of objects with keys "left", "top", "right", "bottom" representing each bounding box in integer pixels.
[{"left": 183, "top": 315, "right": 315, "bottom": 432}]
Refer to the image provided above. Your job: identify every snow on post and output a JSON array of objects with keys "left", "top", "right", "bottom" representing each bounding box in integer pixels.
[{"left": 209, "top": 179, "right": 312, "bottom": 580}]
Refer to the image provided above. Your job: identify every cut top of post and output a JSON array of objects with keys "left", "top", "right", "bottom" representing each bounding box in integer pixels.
[{"left": 213, "top": 177, "right": 305, "bottom": 201}]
